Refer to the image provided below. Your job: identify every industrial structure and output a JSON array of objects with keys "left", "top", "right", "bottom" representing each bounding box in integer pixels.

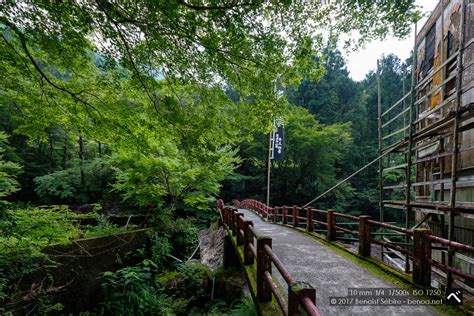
[{"left": 379, "top": 0, "right": 473, "bottom": 291}]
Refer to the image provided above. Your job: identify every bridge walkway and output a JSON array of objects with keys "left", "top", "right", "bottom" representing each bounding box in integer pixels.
[{"left": 239, "top": 208, "right": 438, "bottom": 316}]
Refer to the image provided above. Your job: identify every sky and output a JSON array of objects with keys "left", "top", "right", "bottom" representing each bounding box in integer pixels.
[{"left": 345, "top": 0, "right": 436, "bottom": 81}]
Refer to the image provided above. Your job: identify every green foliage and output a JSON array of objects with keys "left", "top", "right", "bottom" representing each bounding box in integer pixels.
[
  {"left": 34, "top": 158, "right": 114, "bottom": 204},
  {"left": 0, "top": 206, "right": 77, "bottom": 303},
  {"left": 0, "top": 3, "right": 425, "bottom": 313},
  {"left": 83, "top": 215, "right": 128, "bottom": 238},
  {"left": 36, "top": 295, "right": 64, "bottom": 315},
  {"left": 110, "top": 138, "right": 239, "bottom": 211},
  {"left": 0, "top": 132, "right": 21, "bottom": 203},
  {"left": 222, "top": 105, "right": 352, "bottom": 207},
  {"left": 150, "top": 234, "right": 172, "bottom": 268},
  {"left": 0, "top": 205, "right": 142, "bottom": 306},
  {"left": 189, "top": 297, "right": 257, "bottom": 316},
  {"left": 228, "top": 298, "right": 257, "bottom": 316},
  {"left": 156, "top": 261, "right": 212, "bottom": 313},
  {"left": 0, "top": 0, "right": 421, "bottom": 215},
  {"left": 176, "top": 261, "right": 212, "bottom": 300},
  {"left": 101, "top": 259, "right": 172, "bottom": 316},
  {"left": 0, "top": 206, "right": 78, "bottom": 246},
  {"left": 169, "top": 218, "right": 199, "bottom": 256},
  {"left": 283, "top": 50, "right": 412, "bottom": 216}
]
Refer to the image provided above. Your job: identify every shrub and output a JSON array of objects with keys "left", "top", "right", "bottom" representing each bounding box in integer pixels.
[
  {"left": 34, "top": 158, "right": 113, "bottom": 204},
  {"left": 100, "top": 259, "right": 172, "bottom": 315}
]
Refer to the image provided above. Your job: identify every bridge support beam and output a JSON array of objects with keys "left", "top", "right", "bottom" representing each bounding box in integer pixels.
[
  {"left": 413, "top": 228, "right": 432, "bottom": 287},
  {"left": 358, "top": 215, "right": 371, "bottom": 257},
  {"left": 288, "top": 281, "right": 316, "bottom": 316},
  {"left": 223, "top": 234, "right": 240, "bottom": 268},
  {"left": 327, "top": 210, "right": 336, "bottom": 241},
  {"left": 257, "top": 236, "right": 272, "bottom": 302}
]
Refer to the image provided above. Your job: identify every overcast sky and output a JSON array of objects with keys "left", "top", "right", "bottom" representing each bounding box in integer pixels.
[{"left": 345, "top": 0, "right": 436, "bottom": 81}]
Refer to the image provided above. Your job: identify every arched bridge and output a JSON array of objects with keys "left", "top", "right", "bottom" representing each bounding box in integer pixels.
[{"left": 216, "top": 199, "right": 474, "bottom": 316}]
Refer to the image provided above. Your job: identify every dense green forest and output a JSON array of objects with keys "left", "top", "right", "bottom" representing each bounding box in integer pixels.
[
  {"left": 0, "top": 1, "right": 421, "bottom": 315},
  {"left": 221, "top": 51, "right": 412, "bottom": 222}
]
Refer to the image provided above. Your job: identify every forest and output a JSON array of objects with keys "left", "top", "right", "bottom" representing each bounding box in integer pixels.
[{"left": 0, "top": 1, "right": 422, "bottom": 315}]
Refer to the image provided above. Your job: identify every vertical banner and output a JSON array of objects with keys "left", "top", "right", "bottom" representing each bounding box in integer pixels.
[{"left": 270, "top": 116, "right": 285, "bottom": 160}]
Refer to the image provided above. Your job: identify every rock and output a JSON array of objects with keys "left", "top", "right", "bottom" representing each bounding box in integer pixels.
[{"left": 198, "top": 223, "right": 226, "bottom": 271}]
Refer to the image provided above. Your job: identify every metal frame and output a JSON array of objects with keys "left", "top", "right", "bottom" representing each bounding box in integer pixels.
[{"left": 378, "top": 0, "right": 471, "bottom": 290}]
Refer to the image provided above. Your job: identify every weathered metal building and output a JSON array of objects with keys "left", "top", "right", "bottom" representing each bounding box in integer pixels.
[{"left": 379, "top": 0, "right": 473, "bottom": 291}]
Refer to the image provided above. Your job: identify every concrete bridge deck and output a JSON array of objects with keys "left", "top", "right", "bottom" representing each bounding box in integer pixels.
[{"left": 239, "top": 208, "right": 438, "bottom": 316}]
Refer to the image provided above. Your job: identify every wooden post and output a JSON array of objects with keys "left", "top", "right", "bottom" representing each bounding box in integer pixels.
[
  {"left": 283, "top": 206, "right": 288, "bottom": 225},
  {"left": 257, "top": 236, "right": 272, "bottom": 302},
  {"left": 358, "top": 216, "right": 371, "bottom": 257},
  {"left": 223, "top": 207, "right": 229, "bottom": 226},
  {"left": 230, "top": 208, "right": 237, "bottom": 236},
  {"left": 236, "top": 213, "right": 244, "bottom": 246},
  {"left": 413, "top": 228, "right": 432, "bottom": 287},
  {"left": 273, "top": 207, "right": 277, "bottom": 223},
  {"left": 244, "top": 220, "right": 254, "bottom": 265},
  {"left": 226, "top": 207, "right": 231, "bottom": 229},
  {"left": 288, "top": 281, "right": 316, "bottom": 315},
  {"left": 306, "top": 208, "right": 314, "bottom": 232},
  {"left": 293, "top": 206, "right": 299, "bottom": 227},
  {"left": 327, "top": 210, "right": 336, "bottom": 241}
]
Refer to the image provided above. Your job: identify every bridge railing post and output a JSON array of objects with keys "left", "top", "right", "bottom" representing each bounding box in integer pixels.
[
  {"left": 293, "top": 206, "right": 299, "bottom": 227},
  {"left": 273, "top": 207, "right": 277, "bottom": 223},
  {"left": 358, "top": 215, "right": 371, "bottom": 257},
  {"left": 244, "top": 220, "right": 254, "bottom": 265},
  {"left": 412, "top": 228, "right": 432, "bottom": 287},
  {"left": 236, "top": 213, "right": 244, "bottom": 246},
  {"left": 230, "top": 208, "right": 237, "bottom": 236},
  {"left": 283, "top": 206, "right": 288, "bottom": 225},
  {"left": 306, "top": 208, "right": 314, "bottom": 233},
  {"left": 223, "top": 207, "right": 229, "bottom": 226},
  {"left": 288, "top": 281, "right": 316, "bottom": 316},
  {"left": 226, "top": 207, "right": 231, "bottom": 230},
  {"left": 257, "top": 236, "right": 272, "bottom": 302},
  {"left": 326, "top": 210, "right": 336, "bottom": 241}
]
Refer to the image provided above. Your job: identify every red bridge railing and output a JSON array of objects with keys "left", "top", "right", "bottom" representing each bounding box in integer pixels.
[
  {"left": 233, "top": 199, "right": 474, "bottom": 289},
  {"left": 216, "top": 199, "right": 321, "bottom": 316}
]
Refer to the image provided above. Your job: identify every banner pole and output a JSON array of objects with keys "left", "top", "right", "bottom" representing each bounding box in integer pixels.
[{"left": 266, "top": 125, "right": 273, "bottom": 207}]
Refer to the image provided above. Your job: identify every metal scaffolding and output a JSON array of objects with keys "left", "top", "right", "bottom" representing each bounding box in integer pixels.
[{"left": 378, "top": 0, "right": 473, "bottom": 291}]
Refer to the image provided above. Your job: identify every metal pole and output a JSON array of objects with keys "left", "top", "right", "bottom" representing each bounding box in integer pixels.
[
  {"left": 377, "top": 59, "right": 384, "bottom": 261},
  {"left": 377, "top": 60, "right": 384, "bottom": 223},
  {"left": 447, "top": 0, "right": 466, "bottom": 290},
  {"left": 439, "top": 0, "right": 446, "bottom": 249},
  {"left": 403, "top": 68, "right": 407, "bottom": 138},
  {"left": 266, "top": 122, "right": 273, "bottom": 207},
  {"left": 440, "top": 0, "right": 445, "bottom": 104},
  {"left": 406, "top": 23, "right": 418, "bottom": 274}
]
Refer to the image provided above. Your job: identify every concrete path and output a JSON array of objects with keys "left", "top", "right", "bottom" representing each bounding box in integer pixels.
[{"left": 239, "top": 209, "right": 438, "bottom": 316}]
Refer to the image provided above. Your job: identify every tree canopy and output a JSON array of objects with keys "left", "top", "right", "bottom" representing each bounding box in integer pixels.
[{"left": 0, "top": 1, "right": 421, "bottom": 211}]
